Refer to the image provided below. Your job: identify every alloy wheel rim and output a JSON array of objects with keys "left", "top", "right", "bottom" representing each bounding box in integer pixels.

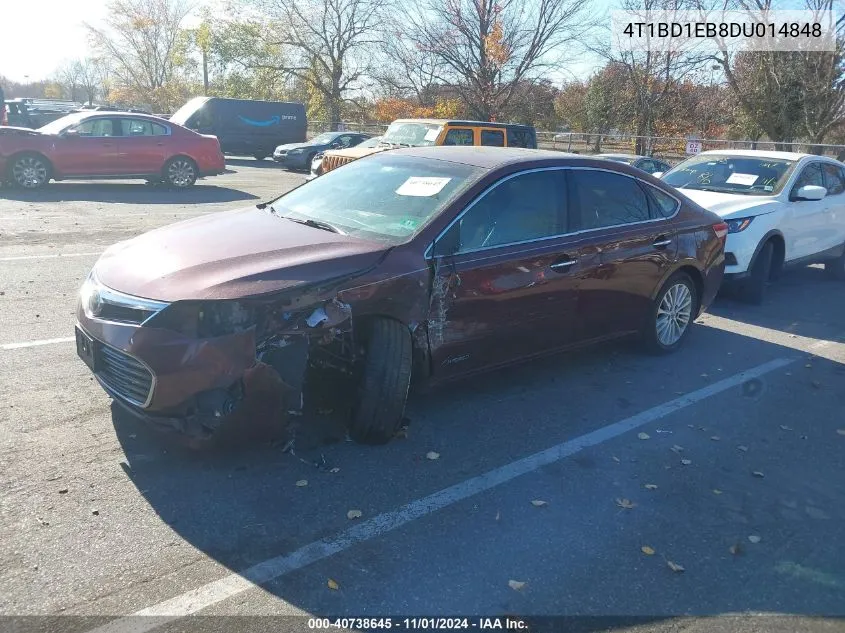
[
  {"left": 656, "top": 283, "right": 693, "bottom": 346},
  {"left": 168, "top": 160, "right": 195, "bottom": 187},
  {"left": 13, "top": 157, "right": 47, "bottom": 188}
]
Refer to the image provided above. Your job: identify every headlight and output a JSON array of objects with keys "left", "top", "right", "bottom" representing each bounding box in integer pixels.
[
  {"left": 79, "top": 271, "right": 103, "bottom": 319},
  {"left": 726, "top": 217, "right": 754, "bottom": 233},
  {"left": 288, "top": 148, "right": 303, "bottom": 155},
  {"left": 144, "top": 301, "right": 255, "bottom": 338}
]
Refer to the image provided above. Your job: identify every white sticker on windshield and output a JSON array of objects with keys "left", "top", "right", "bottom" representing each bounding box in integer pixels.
[
  {"left": 726, "top": 173, "right": 758, "bottom": 186},
  {"left": 396, "top": 176, "right": 451, "bottom": 197},
  {"left": 424, "top": 128, "right": 440, "bottom": 142}
]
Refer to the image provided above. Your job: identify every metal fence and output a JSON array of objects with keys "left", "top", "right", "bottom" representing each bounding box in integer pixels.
[{"left": 306, "top": 121, "right": 845, "bottom": 163}]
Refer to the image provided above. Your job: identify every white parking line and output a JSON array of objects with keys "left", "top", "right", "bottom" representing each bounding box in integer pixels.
[
  {"left": 1, "top": 337, "right": 75, "bottom": 350},
  {"left": 0, "top": 252, "right": 101, "bottom": 262},
  {"left": 86, "top": 356, "right": 793, "bottom": 633}
]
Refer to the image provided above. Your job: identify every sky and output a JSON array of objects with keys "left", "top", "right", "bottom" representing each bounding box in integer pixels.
[{"left": 0, "top": 0, "right": 606, "bottom": 85}]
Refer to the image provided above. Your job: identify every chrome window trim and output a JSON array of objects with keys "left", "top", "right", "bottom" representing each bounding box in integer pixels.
[
  {"left": 424, "top": 165, "right": 681, "bottom": 260},
  {"left": 96, "top": 341, "right": 157, "bottom": 409}
]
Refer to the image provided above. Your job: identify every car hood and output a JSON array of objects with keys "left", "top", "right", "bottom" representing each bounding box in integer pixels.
[
  {"left": 94, "top": 206, "right": 389, "bottom": 302},
  {"left": 678, "top": 188, "right": 778, "bottom": 219},
  {"left": 274, "top": 142, "right": 318, "bottom": 152},
  {"left": 0, "top": 126, "right": 42, "bottom": 136}
]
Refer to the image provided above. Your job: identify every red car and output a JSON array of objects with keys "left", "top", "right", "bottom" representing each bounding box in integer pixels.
[{"left": 0, "top": 111, "right": 225, "bottom": 189}]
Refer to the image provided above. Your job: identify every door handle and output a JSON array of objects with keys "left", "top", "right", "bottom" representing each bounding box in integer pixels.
[
  {"left": 653, "top": 236, "right": 672, "bottom": 248},
  {"left": 550, "top": 257, "right": 578, "bottom": 271}
]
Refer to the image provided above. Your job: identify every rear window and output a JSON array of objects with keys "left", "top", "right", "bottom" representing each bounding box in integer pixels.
[
  {"left": 481, "top": 129, "right": 504, "bottom": 147},
  {"left": 507, "top": 128, "right": 536, "bottom": 148}
]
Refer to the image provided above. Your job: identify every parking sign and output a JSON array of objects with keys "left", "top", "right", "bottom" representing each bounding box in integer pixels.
[{"left": 686, "top": 140, "right": 702, "bottom": 155}]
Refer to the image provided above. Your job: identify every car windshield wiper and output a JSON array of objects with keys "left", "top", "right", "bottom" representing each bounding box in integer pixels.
[{"left": 284, "top": 216, "right": 345, "bottom": 234}]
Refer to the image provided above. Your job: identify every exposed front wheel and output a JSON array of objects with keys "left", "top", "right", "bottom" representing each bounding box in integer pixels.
[
  {"left": 10, "top": 154, "right": 50, "bottom": 189},
  {"left": 741, "top": 241, "right": 773, "bottom": 304},
  {"left": 642, "top": 272, "right": 698, "bottom": 355},
  {"left": 163, "top": 157, "right": 198, "bottom": 188},
  {"left": 349, "top": 318, "right": 413, "bottom": 445}
]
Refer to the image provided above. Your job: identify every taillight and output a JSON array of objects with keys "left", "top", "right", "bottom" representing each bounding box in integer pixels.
[{"left": 713, "top": 221, "right": 728, "bottom": 241}]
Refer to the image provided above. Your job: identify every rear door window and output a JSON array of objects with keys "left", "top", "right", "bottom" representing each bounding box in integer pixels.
[
  {"left": 481, "top": 129, "right": 504, "bottom": 147},
  {"left": 120, "top": 119, "right": 168, "bottom": 136},
  {"left": 443, "top": 128, "right": 474, "bottom": 146},
  {"left": 570, "top": 169, "right": 652, "bottom": 230}
]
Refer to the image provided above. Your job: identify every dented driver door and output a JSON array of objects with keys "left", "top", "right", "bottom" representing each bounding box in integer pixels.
[{"left": 425, "top": 167, "right": 593, "bottom": 380}]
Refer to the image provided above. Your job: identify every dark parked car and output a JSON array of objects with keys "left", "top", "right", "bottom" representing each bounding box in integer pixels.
[
  {"left": 2, "top": 99, "right": 78, "bottom": 129},
  {"left": 75, "top": 147, "right": 726, "bottom": 446},
  {"left": 170, "top": 97, "right": 307, "bottom": 160},
  {"left": 1, "top": 111, "right": 225, "bottom": 189},
  {"left": 273, "top": 131, "right": 372, "bottom": 170},
  {"left": 596, "top": 153, "right": 672, "bottom": 176}
]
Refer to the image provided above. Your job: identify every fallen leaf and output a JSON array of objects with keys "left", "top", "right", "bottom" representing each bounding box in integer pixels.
[
  {"left": 615, "top": 498, "right": 636, "bottom": 509},
  {"left": 811, "top": 381, "right": 821, "bottom": 389},
  {"left": 785, "top": 372, "right": 792, "bottom": 376},
  {"left": 737, "top": 445, "right": 749, "bottom": 452},
  {"left": 36, "top": 516, "right": 49, "bottom": 527},
  {"left": 701, "top": 373, "right": 709, "bottom": 378},
  {"left": 837, "top": 429, "right": 845, "bottom": 436},
  {"left": 710, "top": 436, "right": 720, "bottom": 441},
  {"left": 329, "top": 467, "right": 340, "bottom": 474},
  {"left": 347, "top": 509, "right": 362, "bottom": 520},
  {"left": 644, "top": 484, "right": 658, "bottom": 490},
  {"left": 667, "top": 560, "right": 685, "bottom": 573},
  {"left": 426, "top": 451, "right": 440, "bottom": 461},
  {"left": 805, "top": 363, "right": 812, "bottom": 368},
  {"left": 641, "top": 546, "right": 655, "bottom": 555},
  {"left": 680, "top": 459, "right": 692, "bottom": 466},
  {"left": 713, "top": 489, "right": 723, "bottom": 495},
  {"left": 327, "top": 579, "right": 339, "bottom": 590},
  {"left": 779, "top": 425, "right": 793, "bottom": 431},
  {"left": 805, "top": 506, "right": 830, "bottom": 520},
  {"left": 671, "top": 444, "right": 684, "bottom": 453},
  {"left": 295, "top": 479, "right": 308, "bottom": 487},
  {"left": 612, "top": 456, "right": 621, "bottom": 463},
  {"left": 530, "top": 500, "right": 548, "bottom": 507},
  {"left": 495, "top": 511, "right": 500, "bottom": 521},
  {"left": 729, "top": 543, "right": 743, "bottom": 556},
  {"left": 91, "top": 509, "right": 99, "bottom": 516},
  {"left": 508, "top": 580, "right": 526, "bottom": 591},
  {"left": 637, "top": 432, "right": 650, "bottom": 440},
  {"left": 752, "top": 471, "right": 765, "bottom": 478},
  {"left": 748, "top": 535, "right": 761, "bottom": 544},
  {"left": 58, "top": 489, "right": 68, "bottom": 494}
]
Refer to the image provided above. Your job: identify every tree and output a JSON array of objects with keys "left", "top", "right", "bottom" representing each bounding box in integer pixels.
[
  {"left": 86, "top": 0, "right": 195, "bottom": 111},
  {"left": 402, "top": 0, "right": 594, "bottom": 121},
  {"left": 55, "top": 61, "right": 83, "bottom": 102},
  {"left": 242, "top": 0, "right": 389, "bottom": 128}
]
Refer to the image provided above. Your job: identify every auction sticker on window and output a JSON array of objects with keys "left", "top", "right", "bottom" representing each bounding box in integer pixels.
[
  {"left": 424, "top": 128, "right": 441, "bottom": 142},
  {"left": 726, "top": 173, "right": 758, "bottom": 186},
  {"left": 396, "top": 176, "right": 451, "bottom": 196}
]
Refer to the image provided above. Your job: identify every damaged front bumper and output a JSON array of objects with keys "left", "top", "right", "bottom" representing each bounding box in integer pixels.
[{"left": 76, "top": 296, "right": 354, "bottom": 441}]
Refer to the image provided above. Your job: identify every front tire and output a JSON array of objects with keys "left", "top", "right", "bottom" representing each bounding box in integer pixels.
[
  {"left": 742, "top": 241, "right": 773, "bottom": 304},
  {"left": 9, "top": 154, "right": 51, "bottom": 189},
  {"left": 823, "top": 248, "right": 845, "bottom": 281},
  {"left": 254, "top": 153, "right": 268, "bottom": 161},
  {"left": 642, "top": 272, "right": 698, "bottom": 355},
  {"left": 350, "top": 318, "right": 413, "bottom": 445},
  {"left": 163, "top": 157, "right": 198, "bottom": 188}
]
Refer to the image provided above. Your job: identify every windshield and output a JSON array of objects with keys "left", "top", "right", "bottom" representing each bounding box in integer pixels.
[
  {"left": 663, "top": 155, "right": 795, "bottom": 195},
  {"left": 170, "top": 97, "right": 208, "bottom": 125},
  {"left": 359, "top": 136, "right": 382, "bottom": 148},
  {"left": 381, "top": 122, "right": 443, "bottom": 147},
  {"left": 38, "top": 112, "right": 88, "bottom": 134},
  {"left": 310, "top": 133, "right": 339, "bottom": 145},
  {"left": 270, "top": 154, "right": 483, "bottom": 244}
]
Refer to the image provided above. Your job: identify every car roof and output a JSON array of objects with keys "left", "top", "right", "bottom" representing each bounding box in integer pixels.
[
  {"left": 392, "top": 118, "right": 534, "bottom": 130},
  {"left": 384, "top": 146, "right": 585, "bottom": 168},
  {"left": 697, "top": 149, "right": 809, "bottom": 161},
  {"left": 596, "top": 153, "right": 649, "bottom": 160}
]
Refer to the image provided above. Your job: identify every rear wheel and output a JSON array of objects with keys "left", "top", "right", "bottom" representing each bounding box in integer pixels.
[
  {"left": 824, "top": 249, "right": 845, "bottom": 280},
  {"left": 254, "top": 153, "right": 268, "bottom": 161},
  {"left": 350, "top": 318, "right": 413, "bottom": 445},
  {"left": 163, "top": 157, "right": 198, "bottom": 188},
  {"left": 642, "top": 272, "right": 698, "bottom": 355},
  {"left": 742, "top": 241, "right": 773, "bottom": 304},
  {"left": 9, "top": 154, "right": 50, "bottom": 189}
]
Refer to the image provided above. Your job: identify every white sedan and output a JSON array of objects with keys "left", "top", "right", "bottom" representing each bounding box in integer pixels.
[{"left": 661, "top": 150, "right": 845, "bottom": 303}]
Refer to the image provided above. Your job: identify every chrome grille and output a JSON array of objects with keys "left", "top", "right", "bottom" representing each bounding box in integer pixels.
[
  {"left": 323, "top": 155, "right": 354, "bottom": 173},
  {"left": 98, "top": 345, "right": 154, "bottom": 407}
]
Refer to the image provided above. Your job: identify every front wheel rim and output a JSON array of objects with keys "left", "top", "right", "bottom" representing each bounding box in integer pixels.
[
  {"left": 168, "top": 160, "right": 195, "bottom": 187},
  {"left": 13, "top": 157, "right": 47, "bottom": 188},
  {"left": 656, "top": 283, "right": 693, "bottom": 346}
]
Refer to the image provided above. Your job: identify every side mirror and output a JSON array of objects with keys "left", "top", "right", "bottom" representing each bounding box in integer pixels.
[
  {"left": 795, "top": 184, "right": 826, "bottom": 201},
  {"left": 652, "top": 171, "right": 664, "bottom": 178},
  {"left": 329, "top": 141, "right": 342, "bottom": 149},
  {"left": 63, "top": 128, "right": 79, "bottom": 137}
]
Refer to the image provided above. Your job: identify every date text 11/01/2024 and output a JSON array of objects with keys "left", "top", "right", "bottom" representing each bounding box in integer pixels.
[
  {"left": 622, "top": 21, "right": 823, "bottom": 39},
  {"left": 307, "top": 618, "right": 529, "bottom": 630}
]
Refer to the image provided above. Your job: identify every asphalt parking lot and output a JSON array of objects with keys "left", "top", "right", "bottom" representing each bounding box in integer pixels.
[{"left": 1, "top": 160, "right": 844, "bottom": 633}]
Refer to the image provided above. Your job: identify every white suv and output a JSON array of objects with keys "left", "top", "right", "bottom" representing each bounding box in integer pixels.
[{"left": 661, "top": 150, "right": 845, "bottom": 303}]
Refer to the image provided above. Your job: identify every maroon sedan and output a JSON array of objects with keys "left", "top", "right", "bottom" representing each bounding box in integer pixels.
[
  {"left": 75, "top": 147, "right": 726, "bottom": 445},
  {"left": 0, "top": 111, "right": 225, "bottom": 189}
]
